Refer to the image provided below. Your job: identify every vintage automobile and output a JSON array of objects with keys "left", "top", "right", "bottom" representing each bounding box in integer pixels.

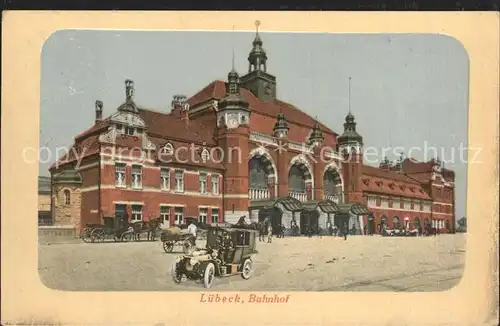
[{"left": 170, "top": 223, "right": 258, "bottom": 288}]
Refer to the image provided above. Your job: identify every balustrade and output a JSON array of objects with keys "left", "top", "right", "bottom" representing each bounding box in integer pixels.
[
  {"left": 289, "top": 191, "right": 307, "bottom": 202},
  {"left": 249, "top": 188, "right": 270, "bottom": 200}
]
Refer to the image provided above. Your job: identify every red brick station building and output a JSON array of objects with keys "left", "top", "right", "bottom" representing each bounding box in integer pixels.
[{"left": 50, "top": 30, "right": 456, "bottom": 235}]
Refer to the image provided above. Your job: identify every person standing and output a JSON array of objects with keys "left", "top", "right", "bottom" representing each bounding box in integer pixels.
[
  {"left": 187, "top": 220, "right": 197, "bottom": 246},
  {"left": 343, "top": 221, "right": 348, "bottom": 241},
  {"left": 267, "top": 223, "right": 273, "bottom": 243}
]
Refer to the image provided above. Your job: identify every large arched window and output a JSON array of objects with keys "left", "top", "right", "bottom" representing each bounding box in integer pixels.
[
  {"left": 381, "top": 216, "right": 388, "bottom": 226},
  {"left": 249, "top": 157, "right": 268, "bottom": 189},
  {"left": 63, "top": 189, "right": 71, "bottom": 205},
  {"left": 288, "top": 165, "right": 306, "bottom": 193},
  {"left": 323, "top": 168, "right": 342, "bottom": 198},
  {"left": 414, "top": 217, "right": 421, "bottom": 229}
]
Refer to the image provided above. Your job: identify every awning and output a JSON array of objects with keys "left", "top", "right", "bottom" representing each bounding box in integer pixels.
[
  {"left": 249, "top": 196, "right": 303, "bottom": 212},
  {"left": 337, "top": 203, "right": 372, "bottom": 215},
  {"left": 302, "top": 200, "right": 339, "bottom": 214}
]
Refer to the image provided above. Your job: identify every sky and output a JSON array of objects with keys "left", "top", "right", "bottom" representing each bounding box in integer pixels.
[{"left": 40, "top": 30, "right": 469, "bottom": 219}]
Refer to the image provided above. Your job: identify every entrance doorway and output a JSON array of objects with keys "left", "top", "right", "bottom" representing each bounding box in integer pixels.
[
  {"left": 114, "top": 204, "right": 127, "bottom": 229},
  {"left": 258, "top": 207, "right": 282, "bottom": 235},
  {"left": 300, "top": 210, "right": 319, "bottom": 235}
]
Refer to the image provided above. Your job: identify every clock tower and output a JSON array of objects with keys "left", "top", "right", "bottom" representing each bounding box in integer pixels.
[
  {"left": 216, "top": 65, "right": 251, "bottom": 224},
  {"left": 240, "top": 21, "right": 277, "bottom": 102}
]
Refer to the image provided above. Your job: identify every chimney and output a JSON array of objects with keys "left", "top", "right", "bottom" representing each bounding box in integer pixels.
[
  {"left": 125, "top": 79, "right": 135, "bottom": 102},
  {"left": 95, "top": 100, "right": 103, "bottom": 122}
]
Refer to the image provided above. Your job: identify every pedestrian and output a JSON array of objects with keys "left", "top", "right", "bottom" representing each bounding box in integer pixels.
[
  {"left": 187, "top": 220, "right": 197, "bottom": 247},
  {"left": 343, "top": 222, "right": 348, "bottom": 241},
  {"left": 267, "top": 223, "right": 273, "bottom": 243},
  {"left": 280, "top": 224, "right": 286, "bottom": 238}
]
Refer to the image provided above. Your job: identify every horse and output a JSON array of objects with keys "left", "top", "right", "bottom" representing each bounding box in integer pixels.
[{"left": 131, "top": 217, "right": 162, "bottom": 241}]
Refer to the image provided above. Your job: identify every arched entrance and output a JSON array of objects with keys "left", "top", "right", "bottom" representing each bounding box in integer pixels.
[
  {"left": 300, "top": 210, "right": 319, "bottom": 235},
  {"left": 414, "top": 217, "right": 421, "bottom": 230},
  {"left": 393, "top": 216, "right": 400, "bottom": 229},
  {"left": 248, "top": 154, "right": 275, "bottom": 200},
  {"left": 323, "top": 166, "right": 343, "bottom": 203},
  {"left": 380, "top": 215, "right": 388, "bottom": 233},
  {"left": 258, "top": 206, "right": 282, "bottom": 235}
]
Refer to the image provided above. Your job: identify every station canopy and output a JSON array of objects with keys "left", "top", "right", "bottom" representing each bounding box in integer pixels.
[
  {"left": 249, "top": 196, "right": 303, "bottom": 212},
  {"left": 302, "top": 200, "right": 340, "bottom": 214},
  {"left": 337, "top": 203, "right": 371, "bottom": 215}
]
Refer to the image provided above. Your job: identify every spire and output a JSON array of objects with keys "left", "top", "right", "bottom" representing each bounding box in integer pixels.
[
  {"left": 338, "top": 77, "right": 363, "bottom": 146},
  {"left": 231, "top": 24, "right": 235, "bottom": 72},
  {"left": 248, "top": 20, "right": 267, "bottom": 73},
  {"left": 273, "top": 112, "right": 289, "bottom": 139},
  {"left": 118, "top": 79, "right": 138, "bottom": 113},
  {"left": 308, "top": 118, "right": 324, "bottom": 146},
  {"left": 348, "top": 76, "right": 352, "bottom": 114}
]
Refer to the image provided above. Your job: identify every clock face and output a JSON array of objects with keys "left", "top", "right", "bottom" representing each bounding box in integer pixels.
[
  {"left": 264, "top": 83, "right": 272, "bottom": 95},
  {"left": 227, "top": 114, "right": 239, "bottom": 128}
]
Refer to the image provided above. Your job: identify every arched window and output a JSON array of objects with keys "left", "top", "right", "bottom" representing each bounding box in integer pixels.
[
  {"left": 323, "top": 169, "right": 341, "bottom": 197},
  {"left": 249, "top": 157, "right": 269, "bottom": 190},
  {"left": 63, "top": 189, "right": 71, "bottom": 205},
  {"left": 288, "top": 165, "right": 306, "bottom": 193},
  {"left": 380, "top": 215, "right": 388, "bottom": 226},
  {"left": 414, "top": 217, "right": 421, "bottom": 228}
]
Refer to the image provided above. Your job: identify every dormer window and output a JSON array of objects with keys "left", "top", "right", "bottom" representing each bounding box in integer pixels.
[
  {"left": 116, "top": 124, "right": 123, "bottom": 132},
  {"left": 161, "top": 143, "right": 174, "bottom": 155},
  {"left": 201, "top": 148, "right": 210, "bottom": 163},
  {"left": 124, "top": 126, "right": 135, "bottom": 135}
]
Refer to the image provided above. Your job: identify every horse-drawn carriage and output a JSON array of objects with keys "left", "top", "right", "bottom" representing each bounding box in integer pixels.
[
  {"left": 170, "top": 222, "right": 258, "bottom": 288},
  {"left": 80, "top": 215, "right": 161, "bottom": 243},
  {"left": 80, "top": 216, "right": 134, "bottom": 243},
  {"left": 160, "top": 226, "right": 196, "bottom": 253}
]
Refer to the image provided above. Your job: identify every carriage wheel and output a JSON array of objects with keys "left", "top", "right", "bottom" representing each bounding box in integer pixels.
[
  {"left": 163, "top": 241, "right": 174, "bottom": 253},
  {"left": 203, "top": 263, "right": 215, "bottom": 288},
  {"left": 90, "top": 229, "right": 105, "bottom": 243},
  {"left": 121, "top": 232, "right": 133, "bottom": 242},
  {"left": 81, "top": 228, "right": 93, "bottom": 243},
  {"left": 240, "top": 258, "right": 253, "bottom": 280},
  {"left": 171, "top": 260, "right": 182, "bottom": 283}
]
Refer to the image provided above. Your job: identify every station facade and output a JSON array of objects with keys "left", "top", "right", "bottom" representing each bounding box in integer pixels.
[{"left": 49, "top": 29, "right": 456, "bottom": 235}]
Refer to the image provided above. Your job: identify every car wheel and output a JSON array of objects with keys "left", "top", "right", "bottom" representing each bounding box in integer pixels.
[
  {"left": 203, "top": 263, "right": 215, "bottom": 289},
  {"left": 241, "top": 258, "right": 253, "bottom": 280},
  {"left": 171, "top": 261, "right": 182, "bottom": 283}
]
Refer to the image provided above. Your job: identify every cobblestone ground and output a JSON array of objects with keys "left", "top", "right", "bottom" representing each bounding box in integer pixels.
[{"left": 38, "top": 234, "right": 466, "bottom": 292}]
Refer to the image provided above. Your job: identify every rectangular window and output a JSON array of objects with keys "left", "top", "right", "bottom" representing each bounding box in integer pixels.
[
  {"left": 124, "top": 126, "right": 135, "bottom": 135},
  {"left": 199, "top": 208, "right": 208, "bottom": 224},
  {"left": 131, "top": 165, "right": 142, "bottom": 189},
  {"left": 380, "top": 198, "right": 389, "bottom": 208},
  {"left": 211, "top": 175, "right": 219, "bottom": 195},
  {"left": 367, "top": 196, "right": 376, "bottom": 207},
  {"left": 131, "top": 205, "right": 143, "bottom": 222},
  {"left": 160, "top": 168, "right": 170, "bottom": 190},
  {"left": 160, "top": 206, "right": 170, "bottom": 224},
  {"left": 175, "top": 170, "right": 184, "bottom": 192},
  {"left": 174, "top": 207, "right": 184, "bottom": 224},
  {"left": 392, "top": 199, "right": 401, "bottom": 209},
  {"left": 404, "top": 200, "right": 411, "bottom": 210},
  {"left": 115, "top": 163, "right": 126, "bottom": 187},
  {"left": 211, "top": 208, "right": 219, "bottom": 223},
  {"left": 199, "top": 173, "right": 207, "bottom": 194}
]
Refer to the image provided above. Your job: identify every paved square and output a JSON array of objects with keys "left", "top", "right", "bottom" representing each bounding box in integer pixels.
[{"left": 38, "top": 234, "right": 465, "bottom": 291}]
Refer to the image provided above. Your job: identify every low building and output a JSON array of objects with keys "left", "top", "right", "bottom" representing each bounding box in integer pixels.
[
  {"left": 38, "top": 176, "right": 52, "bottom": 225},
  {"left": 49, "top": 29, "right": 455, "bottom": 235}
]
